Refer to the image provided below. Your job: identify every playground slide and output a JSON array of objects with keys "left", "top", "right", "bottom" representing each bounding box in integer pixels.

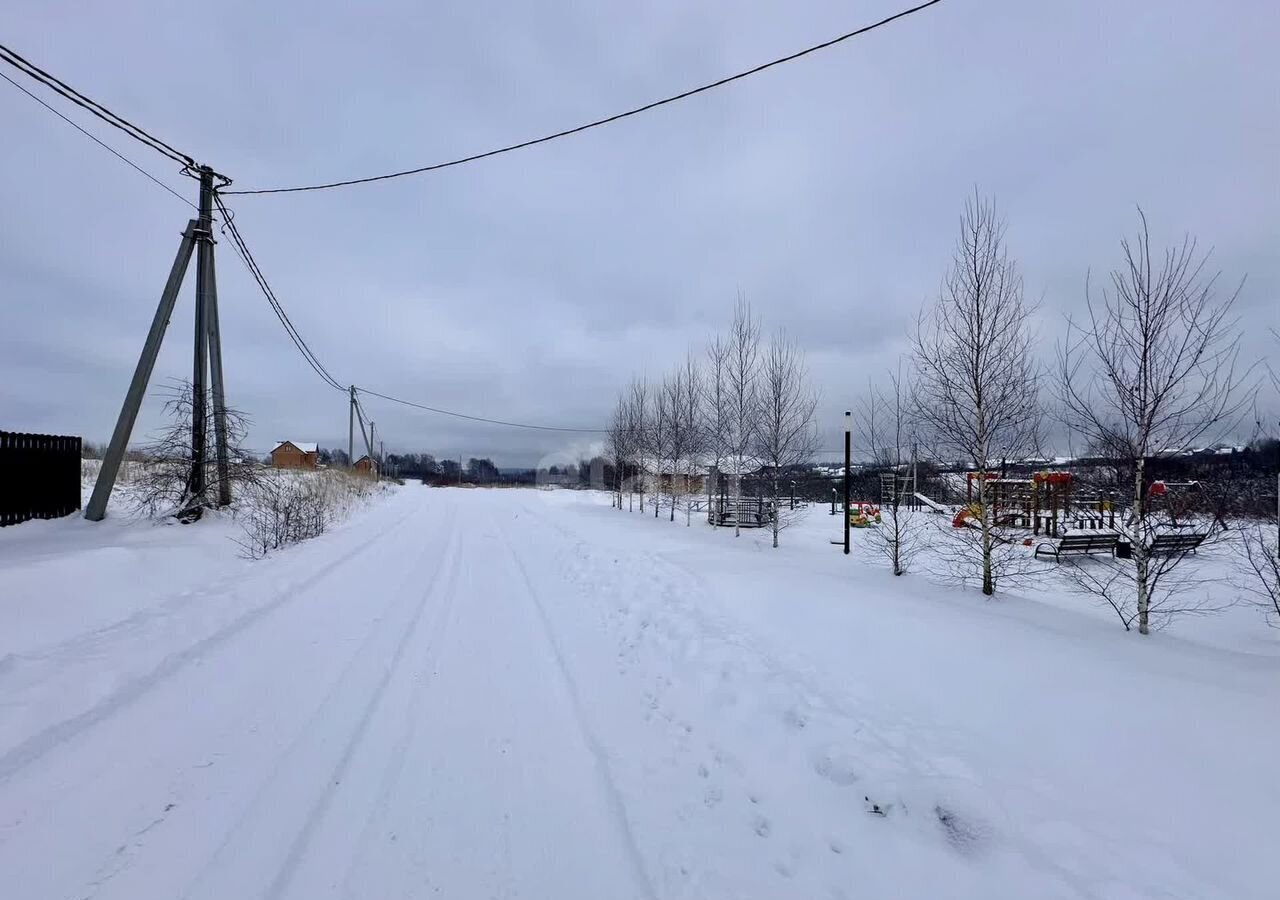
[{"left": 913, "top": 492, "right": 948, "bottom": 514}]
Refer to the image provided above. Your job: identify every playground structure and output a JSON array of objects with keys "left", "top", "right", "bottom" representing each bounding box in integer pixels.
[
  {"left": 959, "top": 471, "right": 1116, "bottom": 537},
  {"left": 847, "top": 500, "right": 881, "bottom": 528},
  {"left": 708, "top": 495, "right": 775, "bottom": 528}
]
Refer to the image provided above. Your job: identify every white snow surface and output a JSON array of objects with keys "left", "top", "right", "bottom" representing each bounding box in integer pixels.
[{"left": 1, "top": 485, "right": 1277, "bottom": 899}]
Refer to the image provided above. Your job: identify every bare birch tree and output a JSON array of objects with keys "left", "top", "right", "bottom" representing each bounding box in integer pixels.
[
  {"left": 912, "top": 191, "right": 1041, "bottom": 595},
  {"left": 653, "top": 376, "right": 671, "bottom": 519},
  {"left": 859, "top": 364, "right": 924, "bottom": 575},
  {"left": 727, "top": 297, "right": 762, "bottom": 537},
  {"left": 753, "top": 332, "right": 819, "bottom": 548},
  {"left": 661, "top": 370, "right": 689, "bottom": 523},
  {"left": 678, "top": 351, "right": 705, "bottom": 526},
  {"left": 704, "top": 333, "right": 732, "bottom": 522},
  {"left": 627, "top": 378, "right": 650, "bottom": 513},
  {"left": 1058, "top": 210, "right": 1244, "bottom": 634},
  {"left": 607, "top": 394, "right": 629, "bottom": 509}
]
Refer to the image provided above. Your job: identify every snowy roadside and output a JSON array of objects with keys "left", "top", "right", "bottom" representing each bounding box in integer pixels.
[
  {"left": 0, "top": 472, "right": 405, "bottom": 765},
  {"left": 513, "top": 488, "right": 1280, "bottom": 899},
  {"left": 1, "top": 485, "right": 1276, "bottom": 898}
]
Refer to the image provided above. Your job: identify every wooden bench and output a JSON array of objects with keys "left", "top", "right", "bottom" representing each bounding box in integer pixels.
[
  {"left": 1034, "top": 530, "right": 1120, "bottom": 561},
  {"left": 1145, "top": 531, "right": 1208, "bottom": 556}
]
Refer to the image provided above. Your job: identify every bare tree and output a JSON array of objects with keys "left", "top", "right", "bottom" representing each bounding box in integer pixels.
[
  {"left": 678, "top": 351, "right": 705, "bottom": 526},
  {"left": 627, "top": 378, "right": 650, "bottom": 514},
  {"left": 653, "top": 375, "right": 671, "bottom": 519},
  {"left": 1238, "top": 523, "right": 1280, "bottom": 626},
  {"left": 753, "top": 332, "right": 819, "bottom": 548},
  {"left": 727, "top": 297, "right": 762, "bottom": 537},
  {"left": 607, "top": 393, "right": 629, "bottom": 509},
  {"left": 133, "top": 380, "right": 261, "bottom": 518},
  {"left": 912, "top": 192, "right": 1041, "bottom": 595},
  {"left": 704, "top": 334, "right": 732, "bottom": 519},
  {"left": 1236, "top": 331, "right": 1280, "bottom": 624},
  {"left": 1058, "top": 210, "right": 1244, "bottom": 634},
  {"left": 859, "top": 364, "right": 925, "bottom": 575},
  {"left": 661, "top": 370, "right": 687, "bottom": 522}
]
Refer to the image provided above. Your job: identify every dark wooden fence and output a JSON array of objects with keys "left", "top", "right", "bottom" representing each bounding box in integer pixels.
[{"left": 0, "top": 431, "right": 82, "bottom": 526}]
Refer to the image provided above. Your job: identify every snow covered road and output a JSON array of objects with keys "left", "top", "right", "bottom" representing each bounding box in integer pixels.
[{"left": 2, "top": 485, "right": 1278, "bottom": 899}]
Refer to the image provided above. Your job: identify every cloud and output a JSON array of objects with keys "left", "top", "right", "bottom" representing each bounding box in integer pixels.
[{"left": 2, "top": 0, "right": 1275, "bottom": 464}]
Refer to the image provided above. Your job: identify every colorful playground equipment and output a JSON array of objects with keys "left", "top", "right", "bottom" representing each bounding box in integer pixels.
[
  {"left": 847, "top": 501, "right": 881, "bottom": 528},
  {"left": 960, "top": 470, "right": 1116, "bottom": 537}
]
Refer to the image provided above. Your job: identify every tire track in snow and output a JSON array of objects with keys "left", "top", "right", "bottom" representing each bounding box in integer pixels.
[
  {"left": 0, "top": 502, "right": 420, "bottom": 785},
  {"left": 332, "top": 529, "right": 468, "bottom": 899},
  {"left": 493, "top": 504, "right": 659, "bottom": 900},
  {"left": 261, "top": 515, "right": 465, "bottom": 900},
  {"left": 172, "top": 503, "right": 460, "bottom": 900}
]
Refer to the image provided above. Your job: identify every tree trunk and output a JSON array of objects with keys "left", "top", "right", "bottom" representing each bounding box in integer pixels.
[
  {"left": 979, "top": 475, "right": 994, "bottom": 596},
  {"left": 892, "top": 504, "right": 903, "bottom": 576},
  {"left": 734, "top": 463, "right": 742, "bottom": 538},
  {"left": 771, "top": 472, "right": 780, "bottom": 548},
  {"left": 707, "top": 463, "right": 715, "bottom": 526},
  {"left": 1134, "top": 457, "right": 1150, "bottom": 635}
]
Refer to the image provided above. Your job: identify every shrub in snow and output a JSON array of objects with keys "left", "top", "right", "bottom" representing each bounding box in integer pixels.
[
  {"left": 235, "top": 469, "right": 381, "bottom": 559},
  {"left": 1237, "top": 523, "right": 1280, "bottom": 627}
]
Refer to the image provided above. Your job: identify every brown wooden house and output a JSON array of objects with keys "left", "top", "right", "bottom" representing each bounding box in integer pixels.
[
  {"left": 270, "top": 440, "right": 318, "bottom": 469},
  {"left": 353, "top": 454, "right": 377, "bottom": 475}
]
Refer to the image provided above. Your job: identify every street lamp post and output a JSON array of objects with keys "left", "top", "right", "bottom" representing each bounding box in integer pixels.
[{"left": 843, "top": 410, "right": 851, "bottom": 555}]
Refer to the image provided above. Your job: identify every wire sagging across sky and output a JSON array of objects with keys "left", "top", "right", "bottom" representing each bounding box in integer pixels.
[
  {"left": 215, "top": 194, "right": 607, "bottom": 432},
  {"left": 0, "top": 70, "right": 196, "bottom": 209},
  {"left": 355, "top": 387, "right": 607, "bottom": 434},
  {"left": 213, "top": 192, "right": 347, "bottom": 393},
  {"left": 0, "top": 41, "right": 197, "bottom": 168},
  {"left": 223, "top": 0, "right": 946, "bottom": 196}
]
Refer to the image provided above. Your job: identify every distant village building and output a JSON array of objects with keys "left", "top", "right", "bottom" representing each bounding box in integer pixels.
[
  {"left": 270, "top": 440, "right": 318, "bottom": 469},
  {"left": 353, "top": 454, "right": 377, "bottom": 475}
]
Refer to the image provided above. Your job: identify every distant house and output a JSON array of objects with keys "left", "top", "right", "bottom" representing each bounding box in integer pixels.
[
  {"left": 353, "top": 454, "right": 377, "bottom": 475},
  {"left": 270, "top": 440, "right": 318, "bottom": 469},
  {"left": 637, "top": 456, "right": 714, "bottom": 496}
]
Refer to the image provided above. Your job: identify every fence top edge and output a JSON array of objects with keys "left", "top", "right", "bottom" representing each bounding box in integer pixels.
[{"left": 0, "top": 430, "right": 82, "bottom": 442}]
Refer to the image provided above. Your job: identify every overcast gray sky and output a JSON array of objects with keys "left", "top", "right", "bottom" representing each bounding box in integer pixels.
[{"left": 2, "top": 0, "right": 1276, "bottom": 466}]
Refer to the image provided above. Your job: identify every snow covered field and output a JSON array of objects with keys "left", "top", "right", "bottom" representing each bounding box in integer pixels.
[{"left": 1, "top": 484, "right": 1277, "bottom": 899}]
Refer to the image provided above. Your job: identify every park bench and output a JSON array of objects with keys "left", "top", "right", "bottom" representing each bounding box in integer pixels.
[
  {"left": 1034, "top": 530, "right": 1120, "bottom": 562},
  {"left": 1144, "top": 530, "right": 1208, "bottom": 556}
]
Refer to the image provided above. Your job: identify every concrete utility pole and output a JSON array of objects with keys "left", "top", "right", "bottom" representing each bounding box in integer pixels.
[
  {"left": 205, "top": 214, "right": 231, "bottom": 507},
  {"left": 86, "top": 166, "right": 233, "bottom": 521},
  {"left": 370, "top": 422, "right": 377, "bottom": 480},
  {"left": 348, "top": 385, "right": 355, "bottom": 469},
  {"left": 184, "top": 167, "right": 214, "bottom": 518},
  {"left": 353, "top": 397, "right": 375, "bottom": 473}
]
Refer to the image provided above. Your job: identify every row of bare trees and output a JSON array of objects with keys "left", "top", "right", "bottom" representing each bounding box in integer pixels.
[
  {"left": 605, "top": 189, "right": 1266, "bottom": 635},
  {"left": 607, "top": 301, "right": 819, "bottom": 548},
  {"left": 856, "top": 191, "right": 1255, "bottom": 635}
]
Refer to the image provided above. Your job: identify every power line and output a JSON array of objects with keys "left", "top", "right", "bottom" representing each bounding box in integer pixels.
[
  {"left": 0, "top": 41, "right": 197, "bottom": 168},
  {"left": 224, "top": 0, "right": 945, "bottom": 196},
  {"left": 0, "top": 70, "right": 196, "bottom": 209},
  {"left": 356, "top": 387, "right": 606, "bottom": 433},
  {"left": 213, "top": 194, "right": 603, "bottom": 432},
  {"left": 213, "top": 192, "right": 346, "bottom": 392}
]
